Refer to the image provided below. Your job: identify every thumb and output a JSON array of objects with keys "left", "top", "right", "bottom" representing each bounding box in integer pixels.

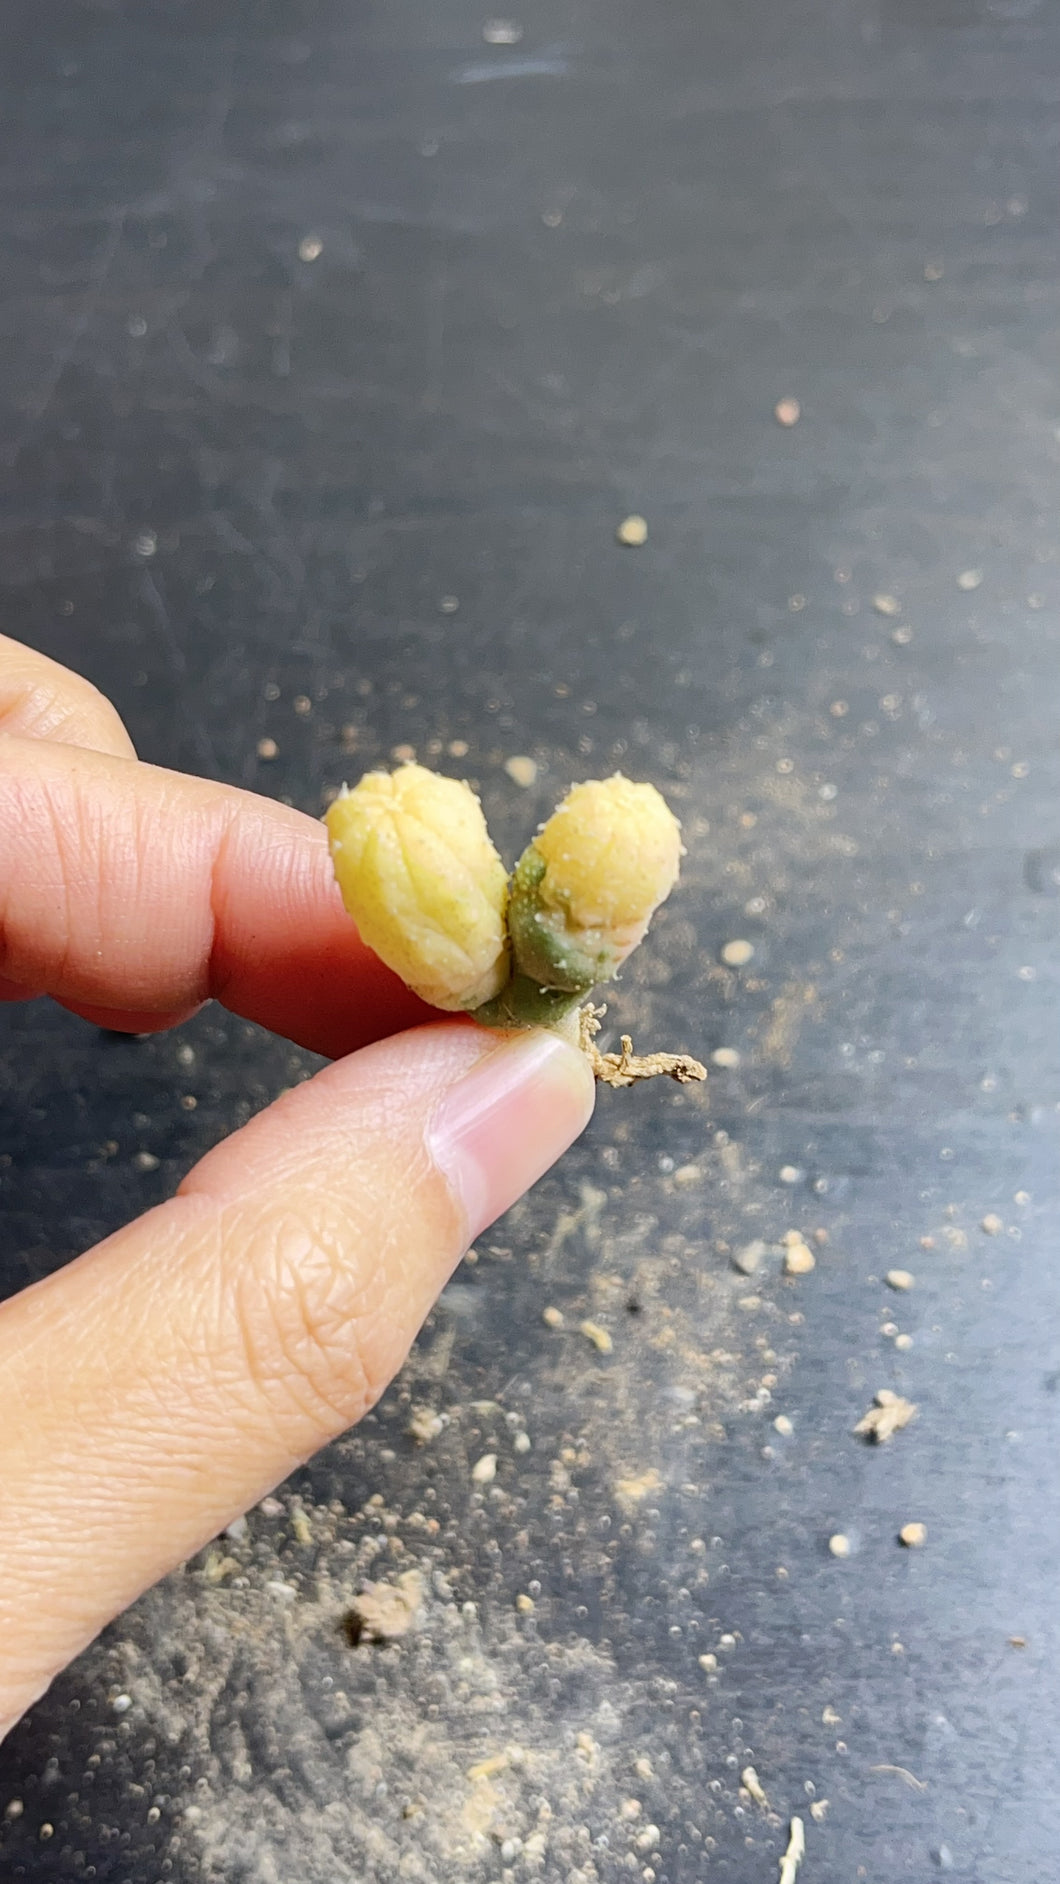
[{"left": 0, "top": 1021, "right": 594, "bottom": 1732}]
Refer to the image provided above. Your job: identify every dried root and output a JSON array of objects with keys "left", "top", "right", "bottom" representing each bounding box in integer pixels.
[{"left": 578, "top": 1006, "right": 707, "bottom": 1090}]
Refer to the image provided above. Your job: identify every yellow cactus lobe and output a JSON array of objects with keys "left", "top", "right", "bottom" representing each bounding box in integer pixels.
[
  {"left": 325, "top": 763, "right": 509, "bottom": 1011},
  {"left": 532, "top": 775, "right": 682, "bottom": 964}
]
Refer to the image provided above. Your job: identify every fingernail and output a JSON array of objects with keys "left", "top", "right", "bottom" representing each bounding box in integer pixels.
[{"left": 428, "top": 1030, "right": 596, "bottom": 1241}]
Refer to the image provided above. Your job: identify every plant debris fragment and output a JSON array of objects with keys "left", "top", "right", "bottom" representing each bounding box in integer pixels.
[{"left": 855, "top": 1389, "right": 917, "bottom": 1444}]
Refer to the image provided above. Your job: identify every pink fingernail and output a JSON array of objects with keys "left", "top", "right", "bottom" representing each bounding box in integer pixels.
[{"left": 427, "top": 1030, "right": 596, "bottom": 1241}]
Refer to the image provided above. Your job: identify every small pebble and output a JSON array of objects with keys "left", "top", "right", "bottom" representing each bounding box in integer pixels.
[
  {"left": 111, "top": 1693, "right": 132, "bottom": 1714},
  {"left": 133, "top": 1151, "right": 160, "bottom": 1172},
  {"left": 957, "top": 568, "right": 983, "bottom": 591},
  {"left": 513, "top": 1430, "right": 531, "bottom": 1454},
  {"left": 698, "top": 1652, "right": 718, "bottom": 1671},
  {"left": 894, "top": 1333, "right": 913, "bottom": 1351},
  {"left": 885, "top": 1268, "right": 914, "bottom": 1291},
  {"left": 542, "top": 1305, "right": 564, "bottom": 1328},
  {"left": 899, "top": 1522, "right": 927, "bottom": 1548},
  {"left": 471, "top": 1452, "right": 497, "bottom": 1485},
  {"left": 778, "top": 1165, "right": 802, "bottom": 1185},
  {"left": 298, "top": 235, "right": 323, "bottom": 262},
  {"left": 720, "top": 938, "right": 754, "bottom": 966},
  {"left": 504, "top": 755, "right": 538, "bottom": 787},
  {"left": 256, "top": 736, "right": 278, "bottom": 760},
  {"left": 784, "top": 1241, "right": 816, "bottom": 1276},
  {"left": 872, "top": 593, "right": 901, "bottom": 617},
  {"left": 828, "top": 1533, "right": 852, "bottom": 1558},
  {"left": 981, "top": 1212, "right": 1004, "bottom": 1235},
  {"left": 515, "top": 1593, "right": 534, "bottom": 1614},
  {"left": 774, "top": 397, "right": 800, "bottom": 427},
  {"left": 711, "top": 1047, "right": 741, "bottom": 1068},
  {"left": 732, "top": 1239, "right": 766, "bottom": 1277},
  {"left": 616, "top": 514, "right": 648, "bottom": 547},
  {"left": 933, "top": 1843, "right": 954, "bottom": 1871},
  {"left": 773, "top": 1415, "right": 794, "bottom": 1437}
]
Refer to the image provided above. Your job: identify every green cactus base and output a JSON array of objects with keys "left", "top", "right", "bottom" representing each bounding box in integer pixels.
[{"left": 472, "top": 972, "right": 588, "bottom": 1031}]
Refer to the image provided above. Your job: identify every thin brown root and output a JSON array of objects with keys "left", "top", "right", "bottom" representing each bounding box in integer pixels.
[{"left": 578, "top": 1006, "right": 707, "bottom": 1090}]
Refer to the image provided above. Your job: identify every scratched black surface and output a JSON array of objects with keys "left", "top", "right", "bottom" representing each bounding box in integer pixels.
[{"left": 1, "top": 0, "right": 1059, "bottom": 1878}]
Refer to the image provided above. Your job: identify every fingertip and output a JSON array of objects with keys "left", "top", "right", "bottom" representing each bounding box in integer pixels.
[{"left": 427, "top": 1026, "right": 596, "bottom": 1241}]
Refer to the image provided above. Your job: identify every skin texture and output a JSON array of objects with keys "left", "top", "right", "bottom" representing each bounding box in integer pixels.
[{"left": 0, "top": 636, "right": 595, "bottom": 1737}]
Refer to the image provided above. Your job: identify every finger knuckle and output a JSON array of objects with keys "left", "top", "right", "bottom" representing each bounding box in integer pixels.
[{"left": 226, "top": 1196, "right": 385, "bottom": 1438}]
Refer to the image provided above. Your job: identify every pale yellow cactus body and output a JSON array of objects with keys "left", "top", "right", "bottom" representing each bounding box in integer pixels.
[
  {"left": 532, "top": 775, "right": 683, "bottom": 968},
  {"left": 325, "top": 763, "right": 509, "bottom": 1011}
]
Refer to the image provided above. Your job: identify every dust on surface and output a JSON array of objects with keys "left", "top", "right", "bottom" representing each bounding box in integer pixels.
[{"left": 86, "top": 1147, "right": 815, "bottom": 1884}]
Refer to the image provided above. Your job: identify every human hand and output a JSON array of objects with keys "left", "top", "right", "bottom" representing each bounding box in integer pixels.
[{"left": 0, "top": 636, "right": 595, "bottom": 1737}]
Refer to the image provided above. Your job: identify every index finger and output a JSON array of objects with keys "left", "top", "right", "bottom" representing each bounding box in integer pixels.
[{"left": 0, "top": 735, "right": 434, "bottom": 1057}]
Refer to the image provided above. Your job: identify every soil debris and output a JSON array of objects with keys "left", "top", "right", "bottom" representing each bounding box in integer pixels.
[
  {"left": 855, "top": 1390, "right": 917, "bottom": 1444},
  {"left": 740, "top": 1764, "right": 769, "bottom": 1807},
  {"left": 981, "top": 1212, "right": 1004, "bottom": 1235},
  {"left": 828, "top": 1533, "right": 852, "bottom": 1558},
  {"left": 347, "top": 1570, "right": 424, "bottom": 1644},
  {"left": 778, "top": 1814, "right": 806, "bottom": 1883},
  {"left": 720, "top": 937, "right": 755, "bottom": 966},
  {"left": 579, "top": 1318, "right": 614, "bottom": 1355},
  {"left": 899, "top": 1522, "right": 927, "bottom": 1548},
  {"left": 869, "top": 1763, "right": 927, "bottom": 1793},
  {"left": 774, "top": 397, "right": 801, "bottom": 426},
  {"left": 872, "top": 592, "right": 901, "bottom": 617},
  {"left": 614, "top": 1467, "right": 662, "bottom": 1509},
  {"left": 885, "top": 1268, "right": 915, "bottom": 1291},
  {"left": 407, "top": 1406, "right": 445, "bottom": 1444}
]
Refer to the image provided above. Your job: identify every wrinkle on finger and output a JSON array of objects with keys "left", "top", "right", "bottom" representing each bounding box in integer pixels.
[{"left": 0, "top": 636, "right": 136, "bottom": 758}]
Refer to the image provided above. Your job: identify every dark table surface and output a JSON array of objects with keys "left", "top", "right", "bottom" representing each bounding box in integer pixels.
[{"left": 1, "top": 1, "right": 1059, "bottom": 1878}]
